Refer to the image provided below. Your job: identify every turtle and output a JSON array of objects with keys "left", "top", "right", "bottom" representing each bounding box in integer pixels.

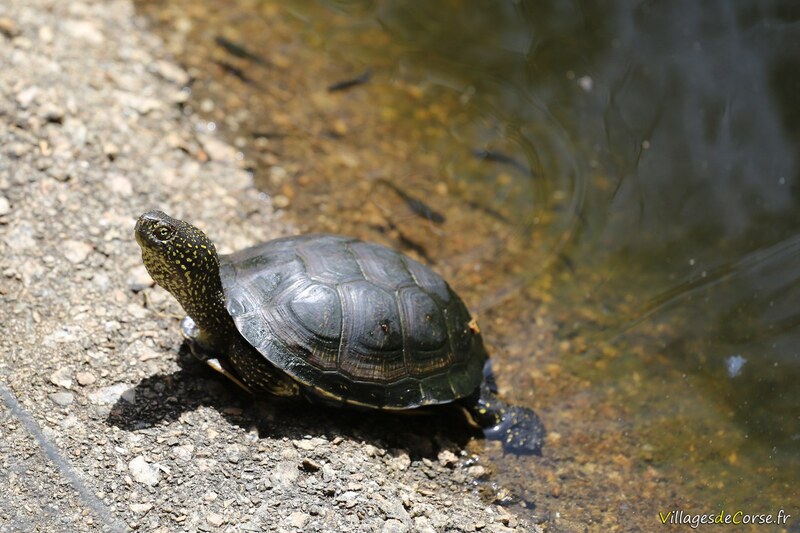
[{"left": 135, "top": 210, "right": 545, "bottom": 454}]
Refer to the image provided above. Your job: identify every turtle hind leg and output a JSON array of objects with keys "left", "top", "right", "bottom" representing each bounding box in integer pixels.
[{"left": 462, "top": 382, "right": 545, "bottom": 456}]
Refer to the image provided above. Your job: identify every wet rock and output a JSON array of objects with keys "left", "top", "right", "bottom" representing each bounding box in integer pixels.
[
  {"left": 49, "top": 392, "right": 74, "bottom": 406},
  {"left": 63, "top": 240, "right": 93, "bottom": 264},
  {"left": 129, "top": 456, "right": 160, "bottom": 486}
]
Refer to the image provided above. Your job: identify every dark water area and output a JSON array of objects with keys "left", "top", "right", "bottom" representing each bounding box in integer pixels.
[{"left": 136, "top": 0, "right": 800, "bottom": 528}]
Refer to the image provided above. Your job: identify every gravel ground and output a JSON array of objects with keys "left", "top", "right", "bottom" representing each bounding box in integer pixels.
[{"left": 0, "top": 0, "right": 537, "bottom": 531}]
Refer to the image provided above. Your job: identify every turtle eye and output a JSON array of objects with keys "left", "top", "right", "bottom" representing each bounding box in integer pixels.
[{"left": 153, "top": 225, "right": 174, "bottom": 241}]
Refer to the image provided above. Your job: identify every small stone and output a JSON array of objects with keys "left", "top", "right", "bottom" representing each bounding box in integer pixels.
[
  {"left": 7, "top": 142, "right": 30, "bottom": 159},
  {"left": 129, "top": 503, "right": 153, "bottom": 513},
  {"left": 62, "top": 20, "right": 105, "bottom": 45},
  {"left": 300, "top": 458, "right": 321, "bottom": 472},
  {"left": 152, "top": 60, "right": 190, "bottom": 85},
  {"left": 89, "top": 383, "right": 135, "bottom": 405},
  {"left": 206, "top": 513, "right": 224, "bottom": 527},
  {"left": 49, "top": 392, "right": 74, "bottom": 406},
  {"left": 129, "top": 456, "right": 160, "bottom": 486},
  {"left": 272, "top": 194, "right": 290, "bottom": 209},
  {"left": 437, "top": 450, "right": 458, "bottom": 468},
  {"left": 0, "top": 17, "right": 20, "bottom": 38},
  {"left": 63, "top": 240, "right": 93, "bottom": 264},
  {"left": 0, "top": 196, "right": 10, "bottom": 216},
  {"left": 272, "top": 461, "right": 299, "bottom": 485},
  {"left": 107, "top": 174, "right": 133, "bottom": 196},
  {"left": 127, "top": 265, "right": 153, "bottom": 292},
  {"left": 39, "top": 103, "right": 64, "bottom": 123},
  {"left": 38, "top": 26, "right": 54, "bottom": 43},
  {"left": 388, "top": 452, "right": 411, "bottom": 471},
  {"left": 286, "top": 512, "right": 309, "bottom": 529},
  {"left": 293, "top": 437, "right": 326, "bottom": 451},
  {"left": 103, "top": 142, "right": 119, "bottom": 159},
  {"left": 49, "top": 367, "right": 73, "bottom": 389},
  {"left": 172, "top": 444, "right": 194, "bottom": 462},
  {"left": 382, "top": 518, "right": 409, "bottom": 533},
  {"left": 199, "top": 135, "right": 238, "bottom": 163},
  {"left": 75, "top": 371, "right": 96, "bottom": 386},
  {"left": 467, "top": 465, "right": 489, "bottom": 480},
  {"left": 17, "top": 86, "right": 39, "bottom": 108}
]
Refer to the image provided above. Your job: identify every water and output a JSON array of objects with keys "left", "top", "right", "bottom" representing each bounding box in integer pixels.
[{"left": 136, "top": 0, "right": 800, "bottom": 528}]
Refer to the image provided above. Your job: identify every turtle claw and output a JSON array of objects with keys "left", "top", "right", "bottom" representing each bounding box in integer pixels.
[{"left": 206, "top": 358, "right": 254, "bottom": 395}]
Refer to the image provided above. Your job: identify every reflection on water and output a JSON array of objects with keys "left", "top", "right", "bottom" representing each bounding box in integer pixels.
[
  {"left": 136, "top": 0, "right": 800, "bottom": 527},
  {"left": 305, "top": 0, "right": 800, "bottom": 446}
]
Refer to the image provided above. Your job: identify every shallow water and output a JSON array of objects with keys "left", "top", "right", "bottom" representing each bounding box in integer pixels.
[{"left": 136, "top": 0, "right": 800, "bottom": 528}]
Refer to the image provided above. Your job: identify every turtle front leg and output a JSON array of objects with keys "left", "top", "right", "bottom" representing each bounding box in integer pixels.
[
  {"left": 461, "top": 363, "right": 545, "bottom": 456},
  {"left": 181, "top": 316, "right": 254, "bottom": 394}
]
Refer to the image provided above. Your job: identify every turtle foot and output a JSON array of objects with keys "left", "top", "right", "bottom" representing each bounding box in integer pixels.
[{"left": 482, "top": 403, "right": 545, "bottom": 456}]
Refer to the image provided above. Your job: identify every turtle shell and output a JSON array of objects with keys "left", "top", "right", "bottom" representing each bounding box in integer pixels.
[{"left": 218, "top": 235, "right": 487, "bottom": 409}]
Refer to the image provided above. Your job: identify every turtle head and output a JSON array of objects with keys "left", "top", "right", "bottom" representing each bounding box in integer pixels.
[{"left": 135, "top": 210, "right": 234, "bottom": 349}]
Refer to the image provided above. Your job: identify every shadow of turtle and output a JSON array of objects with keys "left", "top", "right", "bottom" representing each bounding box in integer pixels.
[{"left": 105, "top": 343, "right": 478, "bottom": 459}]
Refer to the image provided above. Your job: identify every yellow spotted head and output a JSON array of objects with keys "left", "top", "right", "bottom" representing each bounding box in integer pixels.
[{"left": 135, "top": 210, "right": 233, "bottom": 348}]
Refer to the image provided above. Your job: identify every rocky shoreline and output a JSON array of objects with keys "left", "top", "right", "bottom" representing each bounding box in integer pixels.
[{"left": 0, "top": 0, "right": 534, "bottom": 531}]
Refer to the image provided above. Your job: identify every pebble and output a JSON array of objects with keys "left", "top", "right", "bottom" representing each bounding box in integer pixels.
[
  {"left": 128, "top": 456, "right": 160, "bottom": 486},
  {"left": 206, "top": 512, "right": 224, "bottom": 527},
  {"left": 271, "top": 461, "right": 299, "bottom": 486},
  {"left": 63, "top": 240, "right": 94, "bottom": 264},
  {"left": 0, "top": 196, "right": 11, "bottom": 216},
  {"left": 62, "top": 19, "right": 105, "bottom": 45},
  {"left": 293, "top": 437, "right": 325, "bottom": 451},
  {"left": 88, "top": 383, "right": 135, "bottom": 405},
  {"left": 300, "top": 458, "right": 321, "bottom": 472},
  {"left": 49, "top": 392, "right": 74, "bottom": 406},
  {"left": 107, "top": 174, "right": 133, "bottom": 197},
  {"left": 129, "top": 503, "right": 153, "bottom": 513},
  {"left": 437, "top": 450, "right": 458, "bottom": 468},
  {"left": 0, "top": 17, "right": 20, "bottom": 38},
  {"left": 172, "top": 444, "right": 194, "bottom": 462},
  {"left": 49, "top": 367, "right": 73, "bottom": 389},
  {"left": 152, "top": 60, "right": 190, "bottom": 86},
  {"left": 75, "top": 371, "right": 96, "bottom": 386},
  {"left": 286, "top": 512, "right": 309, "bottom": 529},
  {"left": 16, "top": 86, "right": 39, "bottom": 108},
  {"left": 382, "top": 518, "right": 409, "bottom": 533},
  {"left": 39, "top": 103, "right": 64, "bottom": 123},
  {"left": 127, "top": 265, "right": 153, "bottom": 292}
]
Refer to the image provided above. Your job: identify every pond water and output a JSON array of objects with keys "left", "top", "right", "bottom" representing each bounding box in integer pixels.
[{"left": 136, "top": 0, "right": 800, "bottom": 529}]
